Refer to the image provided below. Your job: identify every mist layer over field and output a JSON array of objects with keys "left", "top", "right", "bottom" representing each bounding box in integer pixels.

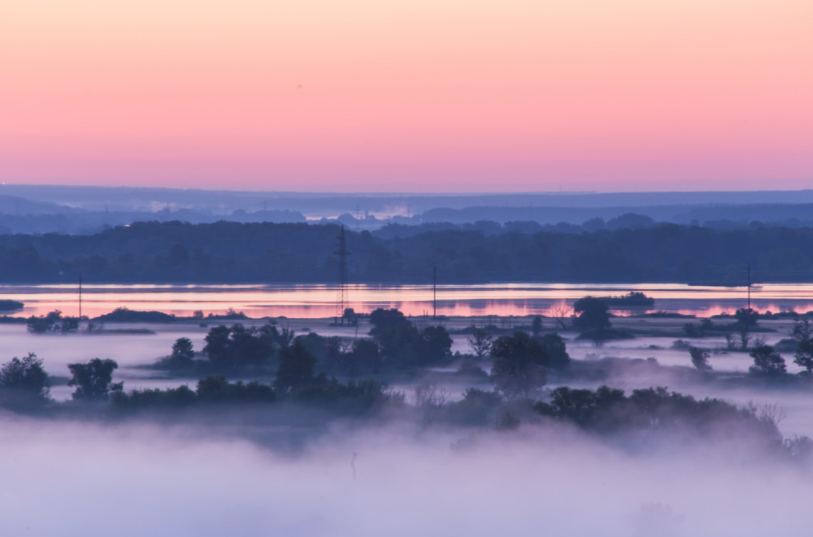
[{"left": 1, "top": 415, "right": 811, "bottom": 537}]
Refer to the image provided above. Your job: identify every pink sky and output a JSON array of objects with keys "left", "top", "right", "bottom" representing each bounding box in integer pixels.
[{"left": 1, "top": 0, "right": 811, "bottom": 192}]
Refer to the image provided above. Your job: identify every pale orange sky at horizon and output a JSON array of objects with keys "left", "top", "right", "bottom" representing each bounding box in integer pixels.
[{"left": 1, "top": 0, "right": 811, "bottom": 192}]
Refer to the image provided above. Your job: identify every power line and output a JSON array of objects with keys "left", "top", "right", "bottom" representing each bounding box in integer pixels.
[
  {"left": 334, "top": 226, "right": 351, "bottom": 322},
  {"left": 433, "top": 264, "right": 437, "bottom": 319},
  {"left": 747, "top": 262, "right": 751, "bottom": 310}
]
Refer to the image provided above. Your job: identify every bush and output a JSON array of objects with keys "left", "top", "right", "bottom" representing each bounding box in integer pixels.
[
  {"left": 96, "top": 307, "right": 176, "bottom": 323},
  {"left": 534, "top": 386, "right": 783, "bottom": 447},
  {"left": 671, "top": 339, "right": 691, "bottom": 350},
  {"left": 290, "top": 379, "right": 393, "bottom": 415},
  {"left": 112, "top": 378, "right": 277, "bottom": 411},
  {"left": 689, "top": 346, "right": 712, "bottom": 372},
  {"left": 446, "top": 388, "right": 502, "bottom": 426},
  {"left": 575, "top": 328, "right": 634, "bottom": 346},
  {"left": 27, "top": 310, "right": 80, "bottom": 334},
  {"left": 196, "top": 376, "right": 277, "bottom": 404},
  {"left": 748, "top": 345, "right": 787, "bottom": 377},
  {"left": 112, "top": 385, "right": 197, "bottom": 411}
]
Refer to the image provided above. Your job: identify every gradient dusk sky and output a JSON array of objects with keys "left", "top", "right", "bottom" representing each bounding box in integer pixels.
[{"left": 1, "top": 0, "right": 811, "bottom": 192}]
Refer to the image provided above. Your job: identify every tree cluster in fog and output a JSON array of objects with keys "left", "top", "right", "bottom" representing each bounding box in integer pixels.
[{"left": 0, "top": 353, "right": 50, "bottom": 410}]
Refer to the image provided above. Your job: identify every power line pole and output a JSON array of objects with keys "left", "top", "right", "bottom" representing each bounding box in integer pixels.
[
  {"left": 334, "top": 226, "right": 351, "bottom": 323},
  {"left": 747, "top": 262, "right": 751, "bottom": 310},
  {"left": 433, "top": 264, "right": 437, "bottom": 319},
  {"left": 78, "top": 273, "right": 83, "bottom": 319}
]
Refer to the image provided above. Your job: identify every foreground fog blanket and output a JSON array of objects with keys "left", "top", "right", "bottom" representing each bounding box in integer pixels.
[{"left": 0, "top": 417, "right": 808, "bottom": 537}]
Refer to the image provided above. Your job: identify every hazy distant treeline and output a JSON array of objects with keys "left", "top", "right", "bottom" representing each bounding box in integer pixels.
[
  {"left": 0, "top": 220, "right": 812, "bottom": 283},
  {"left": 0, "top": 209, "right": 307, "bottom": 235}
]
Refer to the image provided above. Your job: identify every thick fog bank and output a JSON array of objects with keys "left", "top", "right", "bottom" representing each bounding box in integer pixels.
[{"left": 1, "top": 417, "right": 811, "bottom": 537}]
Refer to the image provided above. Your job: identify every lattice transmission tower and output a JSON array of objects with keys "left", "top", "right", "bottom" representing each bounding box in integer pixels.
[
  {"left": 433, "top": 264, "right": 437, "bottom": 319},
  {"left": 334, "top": 226, "right": 351, "bottom": 322}
]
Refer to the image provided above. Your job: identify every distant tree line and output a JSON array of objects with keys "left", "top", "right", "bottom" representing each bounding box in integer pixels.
[
  {"left": 0, "top": 220, "right": 813, "bottom": 283},
  {"left": 154, "top": 308, "right": 457, "bottom": 378}
]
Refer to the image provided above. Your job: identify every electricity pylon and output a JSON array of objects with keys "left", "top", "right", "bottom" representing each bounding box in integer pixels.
[{"left": 334, "top": 226, "right": 351, "bottom": 322}]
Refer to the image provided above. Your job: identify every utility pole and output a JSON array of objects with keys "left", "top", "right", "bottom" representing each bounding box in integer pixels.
[
  {"left": 433, "top": 264, "right": 437, "bottom": 319},
  {"left": 78, "top": 273, "right": 83, "bottom": 319},
  {"left": 747, "top": 262, "right": 751, "bottom": 310},
  {"left": 334, "top": 226, "right": 351, "bottom": 323}
]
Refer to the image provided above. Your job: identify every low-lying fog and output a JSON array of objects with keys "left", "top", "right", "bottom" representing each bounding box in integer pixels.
[
  {"left": 0, "top": 416, "right": 810, "bottom": 537},
  {"left": 7, "top": 313, "right": 813, "bottom": 535},
  {"left": 7, "top": 317, "right": 813, "bottom": 436}
]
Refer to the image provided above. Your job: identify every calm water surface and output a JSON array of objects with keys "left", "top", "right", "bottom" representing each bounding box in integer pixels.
[{"left": 2, "top": 282, "right": 813, "bottom": 318}]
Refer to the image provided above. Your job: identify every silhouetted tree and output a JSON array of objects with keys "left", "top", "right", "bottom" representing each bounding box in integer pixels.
[
  {"left": 203, "top": 325, "right": 231, "bottom": 368},
  {"left": 683, "top": 318, "right": 715, "bottom": 338},
  {"left": 369, "top": 308, "right": 408, "bottom": 335},
  {"left": 738, "top": 324, "right": 752, "bottom": 350},
  {"left": 202, "top": 324, "right": 273, "bottom": 370},
  {"left": 375, "top": 321, "right": 420, "bottom": 365},
  {"left": 415, "top": 326, "right": 453, "bottom": 366},
  {"left": 196, "top": 376, "right": 277, "bottom": 404},
  {"left": 229, "top": 324, "right": 274, "bottom": 367},
  {"left": 494, "top": 410, "right": 521, "bottom": 431},
  {"left": 275, "top": 339, "right": 316, "bottom": 393},
  {"left": 490, "top": 332, "right": 549, "bottom": 397},
  {"left": 324, "top": 336, "right": 345, "bottom": 370},
  {"left": 342, "top": 308, "right": 358, "bottom": 326},
  {"left": 735, "top": 308, "right": 759, "bottom": 327},
  {"left": 792, "top": 318, "right": 813, "bottom": 342},
  {"left": 112, "top": 384, "right": 197, "bottom": 411},
  {"left": 748, "top": 345, "right": 786, "bottom": 377},
  {"left": 59, "top": 316, "right": 79, "bottom": 333},
  {"left": 293, "top": 333, "right": 329, "bottom": 367},
  {"left": 348, "top": 339, "right": 382, "bottom": 376},
  {"left": 549, "top": 302, "right": 573, "bottom": 331},
  {"left": 467, "top": 328, "right": 493, "bottom": 359},
  {"left": 531, "top": 316, "right": 543, "bottom": 337},
  {"left": 26, "top": 310, "right": 79, "bottom": 334},
  {"left": 68, "top": 358, "right": 122, "bottom": 401},
  {"left": 688, "top": 346, "right": 712, "bottom": 372},
  {"left": 536, "top": 385, "right": 783, "bottom": 446},
  {"left": 538, "top": 333, "right": 570, "bottom": 369},
  {"left": 257, "top": 322, "right": 294, "bottom": 348},
  {"left": 169, "top": 337, "right": 195, "bottom": 368},
  {"left": 446, "top": 388, "right": 502, "bottom": 426},
  {"left": 0, "top": 353, "right": 50, "bottom": 410},
  {"left": 369, "top": 312, "right": 452, "bottom": 368},
  {"left": 414, "top": 383, "right": 448, "bottom": 426},
  {"left": 572, "top": 297, "right": 611, "bottom": 332},
  {"left": 794, "top": 338, "right": 813, "bottom": 377}
]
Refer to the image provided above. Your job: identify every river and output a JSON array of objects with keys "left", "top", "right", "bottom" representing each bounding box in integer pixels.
[{"left": 2, "top": 282, "right": 813, "bottom": 319}]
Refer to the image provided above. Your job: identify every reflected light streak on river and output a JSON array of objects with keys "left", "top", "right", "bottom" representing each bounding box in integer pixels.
[{"left": 2, "top": 283, "right": 813, "bottom": 318}]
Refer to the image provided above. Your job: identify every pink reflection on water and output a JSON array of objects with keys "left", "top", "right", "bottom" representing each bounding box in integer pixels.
[{"left": 2, "top": 283, "right": 813, "bottom": 319}]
